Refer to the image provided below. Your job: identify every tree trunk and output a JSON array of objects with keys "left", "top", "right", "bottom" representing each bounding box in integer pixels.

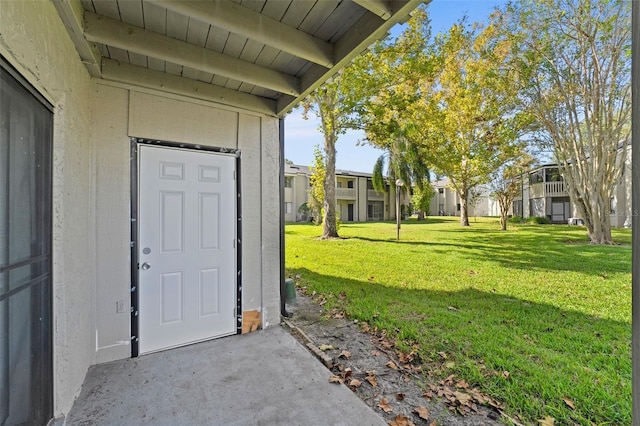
[
  {"left": 459, "top": 193, "right": 470, "bottom": 226},
  {"left": 500, "top": 213, "right": 507, "bottom": 231},
  {"left": 417, "top": 211, "right": 425, "bottom": 221},
  {"left": 570, "top": 188, "right": 613, "bottom": 244},
  {"left": 322, "top": 133, "right": 339, "bottom": 239}
]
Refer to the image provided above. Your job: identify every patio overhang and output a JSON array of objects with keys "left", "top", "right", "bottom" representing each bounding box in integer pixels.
[{"left": 53, "top": 0, "right": 425, "bottom": 117}]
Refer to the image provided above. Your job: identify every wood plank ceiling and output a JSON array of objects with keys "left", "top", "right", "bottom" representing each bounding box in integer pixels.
[{"left": 54, "top": 0, "right": 423, "bottom": 117}]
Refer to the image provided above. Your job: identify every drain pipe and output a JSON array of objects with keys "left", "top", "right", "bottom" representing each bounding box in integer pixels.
[{"left": 279, "top": 118, "right": 292, "bottom": 317}]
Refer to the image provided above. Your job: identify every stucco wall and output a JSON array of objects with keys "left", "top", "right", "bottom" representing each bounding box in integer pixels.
[
  {"left": 91, "top": 84, "right": 281, "bottom": 361},
  {"left": 0, "top": 0, "right": 95, "bottom": 417}
]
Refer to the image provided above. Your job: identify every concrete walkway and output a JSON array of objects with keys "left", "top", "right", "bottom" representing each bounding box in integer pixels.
[{"left": 66, "top": 326, "right": 385, "bottom": 425}]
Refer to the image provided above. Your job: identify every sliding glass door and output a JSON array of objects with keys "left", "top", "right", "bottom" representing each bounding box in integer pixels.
[{"left": 0, "top": 58, "right": 53, "bottom": 425}]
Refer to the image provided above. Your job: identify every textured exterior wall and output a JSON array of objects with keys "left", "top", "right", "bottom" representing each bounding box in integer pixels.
[
  {"left": 91, "top": 85, "right": 280, "bottom": 362},
  {"left": 0, "top": 1, "right": 95, "bottom": 417}
]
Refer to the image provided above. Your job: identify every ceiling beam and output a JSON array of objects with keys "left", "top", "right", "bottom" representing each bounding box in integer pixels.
[
  {"left": 277, "top": 0, "right": 424, "bottom": 116},
  {"left": 52, "top": 0, "right": 101, "bottom": 77},
  {"left": 150, "top": 0, "right": 335, "bottom": 68},
  {"left": 84, "top": 12, "right": 300, "bottom": 96},
  {"left": 352, "top": 0, "right": 393, "bottom": 20},
  {"left": 101, "top": 59, "right": 277, "bottom": 116}
]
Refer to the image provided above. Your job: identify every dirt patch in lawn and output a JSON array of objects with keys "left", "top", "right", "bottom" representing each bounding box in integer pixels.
[{"left": 283, "top": 289, "right": 506, "bottom": 426}]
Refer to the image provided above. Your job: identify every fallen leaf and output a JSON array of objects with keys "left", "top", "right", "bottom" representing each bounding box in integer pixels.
[
  {"left": 386, "top": 360, "right": 399, "bottom": 370},
  {"left": 328, "top": 375, "right": 344, "bottom": 384},
  {"left": 501, "top": 371, "right": 510, "bottom": 379},
  {"left": 437, "top": 351, "right": 448, "bottom": 359},
  {"left": 380, "top": 339, "right": 394, "bottom": 349},
  {"left": 454, "top": 391, "right": 473, "bottom": 405},
  {"left": 456, "top": 380, "right": 469, "bottom": 389},
  {"left": 368, "top": 276, "right": 375, "bottom": 281},
  {"left": 395, "top": 392, "right": 405, "bottom": 401},
  {"left": 539, "top": 417, "right": 555, "bottom": 426},
  {"left": 372, "top": 350, "right": 382, "bottom": 356},
  {"left": 429, "top": 422, "right": 437, "bottom": 426},
  {"left": 448, "top": 306, "right": 460, "bottom": 311},
  {"left": 338, "top": 291, "right": 347, "bottom": 300},
  {"left": 318, "top": 344, "right": 335, "bottom": 351},
  {"left": 422, "top": 391, "right": 434, "bottom": 399},
  {"left": 341, "top": 368, "right": 352, "bottom": 380},
  {"left": 388, "top": 414, "right": 415, "bottom": 426},
  {"left": 366, "top": 375, "right": 378, "bottom": 387},
  {"left": 338, "top": 350, "right": 352, "bottom": 359},
  {"left": 413, "top": 406, "right": 430, "bottom": 420},
  {"left": 349, "top": 378, "right": 362, "bottom": 388},
  {"left": 377, "top": 397, "right": 393, "bottom": 413},
  {"left": 398, "top": 352, "right": 415, "bottom": 364},
  {"left": 361, "top": 323, "right": 371, "bottom": 332},
  {"left": 562, "top": 397, "right": 575, "bottom": 410},
  {"left": 334, "top": 312, "right": 345, "bottom": 319},
  {"left": 443, "top": 374, "right": 455, "bottom": 386}
]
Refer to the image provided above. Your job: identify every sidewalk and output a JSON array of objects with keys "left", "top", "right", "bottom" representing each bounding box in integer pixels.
[{"left": 65, "top": 326, "right": 386, "bottom": 425}]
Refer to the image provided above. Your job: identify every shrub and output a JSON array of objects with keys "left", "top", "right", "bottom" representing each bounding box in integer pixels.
[
  {"left": 527, "top": 216, "right": 551, "bottom": 225},
  {"left": 508, "top": 215, "right": 526, "bottom": 223}
]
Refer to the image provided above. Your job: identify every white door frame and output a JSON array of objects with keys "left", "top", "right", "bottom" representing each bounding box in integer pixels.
[{"left": 129, "top": 139, "right": 242, "bottom": 357}]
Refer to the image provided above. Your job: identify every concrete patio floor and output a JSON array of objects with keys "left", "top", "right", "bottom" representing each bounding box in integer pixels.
[{"left": 65, "top": 326, "right": 386, "bottom": 425}]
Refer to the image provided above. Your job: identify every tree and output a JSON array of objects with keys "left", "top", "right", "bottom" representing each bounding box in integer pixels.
[
  {"left": 411, "top": 179, "right": 436, "bottom": 220},
  {"left": 490, "top": 155, "right": 534, "bottom": 230},
  {"left": 308, "top": 145, "right": 325, "bottom": 226},
  {"left": 408, "top": 20, "right": 532, "bottom": 226},
  {"left": 357, "top": 8, "right": 436, "bottom": 207},
  {"left": 302, "top": 65, "right": 365, "bottom": 238},
  {"left": 497, "top": 0, "right": 631, "bottom": 243}
]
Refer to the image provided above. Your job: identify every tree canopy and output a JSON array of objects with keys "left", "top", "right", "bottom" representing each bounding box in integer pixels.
[
  {"left": 406, "top": 19, "right": 532, "bottom": 226},
  {"left": 495, "top": 0, "right": 631, "bottom": 243}
]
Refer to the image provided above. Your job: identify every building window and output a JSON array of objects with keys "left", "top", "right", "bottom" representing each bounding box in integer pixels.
[
  {"left": 347, "top": 180, "right": 354, "bottom": 189},
  {"left": 513, "top": 200, "right": 523, "bottom": 217},
  {"left": 337, "top": 181, "right": 343, "bottom": 188},
  {"left": 285, "top": 202, "right": 293, "bottom": 214},
  {"left": 456, "top": 203, "right": 461, "bottom": 211},
  {"left": 284, "top": 176, "right": 293, "bottom": 188},
  {"left": 367, "top": 180, "right": 374, "bottom": 190},
  {"left": 367, "top": 202, "right": 384, "bottom": 220},
  {"left": 0, "top": 58, "right": 54, "bottom": 425},
  {"left": 438, "top": 188, "right": 444, "bottom": 194},
  {"left": 438, "top": 203, "right": 445, "bottom": 215}
]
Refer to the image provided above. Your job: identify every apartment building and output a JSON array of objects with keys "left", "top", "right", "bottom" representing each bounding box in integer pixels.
[
  {"left": 284, "top": 164, "right": 396, "bottom": 223},
  {"left": 429, "top": 179, "right": 499, "bottom": 218},
  {"left": 512, "top": 148, "right": 632, "bottom": 227}
]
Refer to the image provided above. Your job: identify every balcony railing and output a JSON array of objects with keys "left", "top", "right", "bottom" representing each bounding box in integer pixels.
[
  {"left": 545, "top": 181, "right": 566, "bottom": 196},
  {"left": 530, "top": 181, "right": 567, "bottom": 198},
  {"left": 335, "top": 188, "right": 356, "bottom": 199},
  {"left": 367, "top": 189, "right": 385, "bottom": 200}
]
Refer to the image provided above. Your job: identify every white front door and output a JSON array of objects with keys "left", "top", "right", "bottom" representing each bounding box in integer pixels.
[{"left": 138, "top": 145, "right": 236, "bottom": 354}]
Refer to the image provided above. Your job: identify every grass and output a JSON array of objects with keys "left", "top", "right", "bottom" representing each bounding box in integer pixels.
[{"left": 285, "top": 217, "right": 631, "bottom": 425}]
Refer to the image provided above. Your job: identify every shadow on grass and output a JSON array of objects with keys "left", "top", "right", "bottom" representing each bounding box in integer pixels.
[
  {"left": 286, "top": 267, "right": 631, "bottom": 425},
  {"left": 344, "top": 228, "right": 630, "bottom": 276}
]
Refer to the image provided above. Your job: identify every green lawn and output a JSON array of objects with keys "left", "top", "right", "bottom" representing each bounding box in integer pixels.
[{"left": 285, "top": 217, "right": 631, "bottom": 425}]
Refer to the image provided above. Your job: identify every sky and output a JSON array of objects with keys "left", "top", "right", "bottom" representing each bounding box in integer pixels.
[{"left": 284, "top": 0, "right": 507, "bottom": 174}]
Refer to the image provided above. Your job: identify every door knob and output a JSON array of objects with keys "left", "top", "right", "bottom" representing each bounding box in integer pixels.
[{"left": 141, "top": 262, "right": 151, "bottom": 270}]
